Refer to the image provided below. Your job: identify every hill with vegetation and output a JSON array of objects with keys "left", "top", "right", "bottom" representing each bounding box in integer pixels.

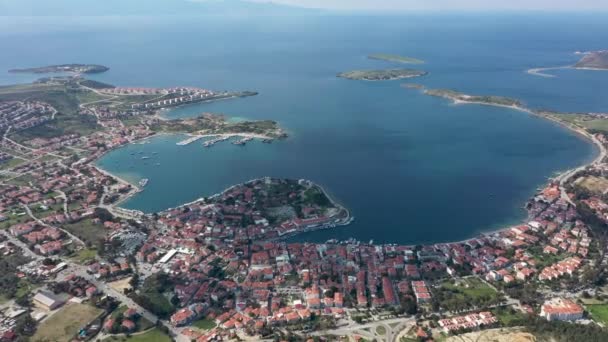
[{"left": 575, "top": 50, "right": 608, "bottom": 69}]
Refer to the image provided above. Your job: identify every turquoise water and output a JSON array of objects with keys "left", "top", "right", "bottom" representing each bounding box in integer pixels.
[{"left": 1, "top": 13, "right": 606, "bottom": 244}]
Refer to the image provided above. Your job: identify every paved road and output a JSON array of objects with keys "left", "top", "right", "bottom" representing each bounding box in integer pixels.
[
  {"left": 22, "top": 203, "right": 86, "bottom": 246},
  {"left": 314, "top": 317, "right": 415, "bottom": 342},
  {"left": 1, "top": 230, "right": 180, "bottom": 337}
]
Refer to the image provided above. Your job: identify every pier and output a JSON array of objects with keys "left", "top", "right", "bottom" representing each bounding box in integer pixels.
[{"left": 203, "top": 135, "right": 232, "bottom": 147}]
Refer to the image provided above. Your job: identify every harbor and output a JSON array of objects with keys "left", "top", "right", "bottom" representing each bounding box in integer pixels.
[{"left": 176, "top": 134, "right": 276, "bottom": 148}]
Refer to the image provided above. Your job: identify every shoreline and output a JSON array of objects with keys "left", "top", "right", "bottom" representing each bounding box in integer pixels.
[
  {"left": 526, "top": 64, "right": 608, "bottom": 78},
  {"left": 403, "top": 87, "right": 606, "bottom": 244},
  {"left": 92, "top": 86, "right": 605, "bottom": 249},
  {"left": 94, "top": 90, "right": 604, "bottom": 247},
  {"left": 525, "top": 65, "right": 569, "bottom": 78},
  {"left": 150, "top": 177, "right": 353, "bottom": 241},
  {"left": 156, "top": 93, "right": 257, "bottom": 120}
]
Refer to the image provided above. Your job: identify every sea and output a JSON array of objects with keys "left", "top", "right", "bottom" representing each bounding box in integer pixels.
[{"left": 1, "top": 12, "right": 607, "bottom": 245}]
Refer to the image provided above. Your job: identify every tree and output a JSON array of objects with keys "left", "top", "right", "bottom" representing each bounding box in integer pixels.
[
  {"left": 15, "top": 295, "right": 31, "bottom": 307},
  {"left": 130, "top": 273, "right": 140, "bottom": 288},
  {"left": 15, "top": 314, "right": 37, "bottom": 336}
]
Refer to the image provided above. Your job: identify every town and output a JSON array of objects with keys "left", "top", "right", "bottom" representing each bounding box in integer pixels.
[{"left": 2, "top": 75, "right": 608, "bottom": 342}]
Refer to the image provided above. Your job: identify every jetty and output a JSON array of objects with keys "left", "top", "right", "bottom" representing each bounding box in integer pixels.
[{"left": 176, "top": 135, "right": 203, "bottom": 146}]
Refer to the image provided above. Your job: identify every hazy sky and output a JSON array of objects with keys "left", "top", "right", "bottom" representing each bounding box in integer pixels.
[{"left": 245, "top": 0, "right": 608, "bottom": 11}]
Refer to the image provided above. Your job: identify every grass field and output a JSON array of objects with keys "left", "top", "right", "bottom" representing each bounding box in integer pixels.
[
  {"left": 70, "top": 248, "right": 98, "bottom": 264},
  {"left": 5, "top": 174, "right": 35, "bottom": 187},
  {"left": 492, "top": 307, "right": 527, "bottom": 326},
  {"left": 102, "top": 328, "right": 171, "bottom": 342},
  {"left": 0, "top": 82, "right": 103, "bottom": 142},
  {"left": 587, "top": 304, "right": 608, "bottom": 324},
  {"left": 575, "top": 176, "right": 608, "bottom": 194},
  {"left": 0, "top": 157, "right": 27, "bottom": 170},
  {"left": 441, "top": 277, "right": 497, "bottom": 299},
  {"left": 193, "top": 318, "right": 216, "bottom": 330},
  {"left": 32, "top": 303, "right": 103, "bottom": 342},
  {"left": 376, "top": 325, "right": 387, "bottom": 335},
  {"left": 62, "top": 218, "right": 107, "bottom": 246},
  {"left": 0, "top": 208, "right": 33, "bottom": 229},
  {"left": 553, "top": 113, "right": 608, "bottom": 134},
  {"left": 436, "top": 277, "right": 501, "bottom": 311}
]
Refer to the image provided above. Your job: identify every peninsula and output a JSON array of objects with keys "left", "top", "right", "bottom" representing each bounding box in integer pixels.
[
  {"left": 422, "top": 88, "right": 524, "bottom": 108},
  {"left": 368, "top": 53, "right": 425, "bottom": 64},
  {"left": 527, "top": 49, "right": 608, "bottom": 77},
  {"left": 338, "top": 68, "right": 427, "bottom": 81},
  {"left": 9, "top": 63, "right": 110, "bottom": 74},
  {"left": 574, "top": 50, "right": 608, "bottom": 70},
  {"left": 0, "top": 75, "right": 285, "bottom": 144}
]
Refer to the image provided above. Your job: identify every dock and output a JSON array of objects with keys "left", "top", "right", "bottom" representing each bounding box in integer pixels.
[
  {"left": 203, "top": 135, "right": 232, "bottom": 148},
  {"left": 232, "top": 137, "right": 253, "bottom": 146}
]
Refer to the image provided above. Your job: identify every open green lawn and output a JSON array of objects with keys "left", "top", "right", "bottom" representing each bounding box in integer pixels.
[
  {"left": 587, "top": 304, "right": 608, "bottom": 324},
  {"left": 552, "top": 113, "right": 608, "bottom": 134},
  {"left": 436, "top": 277, "right": 501, "bottom": 311},
  {"left": 492, "top": 307, "right": 527, "bottom": 326},
  {"left": 441, "top": 277, "right": 497, "bottom": 299},
  {"left": 5, "top": 174, "right": 35, "bottom": 187},
  {"left": 0, "top": 83, "right": 102, "bottom": 142},
  {"left": 193, "top": 318, "right": 216, "bottom": 330},
  {"left": 70, "top": 248, "right": 98, "bottom": 264},
  {"left": 62, "top": 218, "right": 107, "bottom": 246},
  {"left": 102, "top": 328, "right": 171, "bottom": 342},
  {"left": 0, "top": 157, "right": 27, "bottom": 171},
  {"left": 32, "top": 303, "right": 103, "bottom": 342},
  {"left": 376, "top": 325, "right": 387, "bottom": 335},
  {"left": 31, "top": 202, "right": 64, "bottom": 218},
  {"left": 0, "top": 209, "right": 33, "bottom": 229}
]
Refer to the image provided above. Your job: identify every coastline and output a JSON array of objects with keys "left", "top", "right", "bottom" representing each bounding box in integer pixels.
[
  {"left": 92, "top": 84, "right": 604, "bottom": 249},
  {"left": 156, "top": 93, "right": 258, "bottom": 120},
  {"left": 526, "top": 65, "right": 570, "bottom": 78},
  {"left": 93, "top": 89, "right": 604, "bottom": 246},
  {"left": 427, "top": 90, "right": 605, "bottom": 168},
  {"left": 406, "top": 87, "right": 606, "bottom": 244},
  {"left": 338, "top": 74, "right": 427, "bottom": 82}
]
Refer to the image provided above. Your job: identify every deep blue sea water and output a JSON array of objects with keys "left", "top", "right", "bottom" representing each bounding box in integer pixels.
[{"left": 1, "top": 13, "right": 607, "bottom": 244}]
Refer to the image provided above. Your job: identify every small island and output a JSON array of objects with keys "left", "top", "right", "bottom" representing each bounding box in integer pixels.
[
  {"left": 337, "top": 69, "right": 427, "bottom": 81},
  {"left": 368, "top": 54, "right": 425, "bottom": 64},
  {"left": 9, "top": 64, "right": 110, "bottom": 74},
  {"left": 574, "top": 50, "right": 608, "bottom": 70}
]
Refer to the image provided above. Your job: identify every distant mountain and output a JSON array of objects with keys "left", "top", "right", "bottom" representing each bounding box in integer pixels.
[
  {"left": 0, "top": 0, "right": 315, "bottom": 16},
  {"left": 575, "top": 50, "right": 608, "bottom": 70}
]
